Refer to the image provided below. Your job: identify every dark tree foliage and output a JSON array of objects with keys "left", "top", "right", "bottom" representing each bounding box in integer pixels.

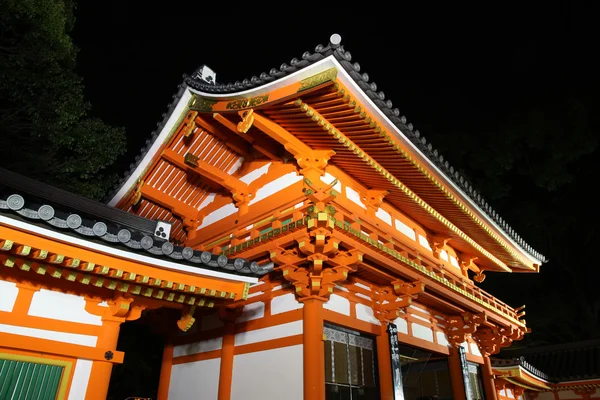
[{"left": 0, "top": 0, "right": 126, "bottom": 200}]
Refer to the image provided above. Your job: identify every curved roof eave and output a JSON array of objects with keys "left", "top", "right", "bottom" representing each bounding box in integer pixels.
[{"left": 106, "top": 34, "right": 545, "bottom": 265}]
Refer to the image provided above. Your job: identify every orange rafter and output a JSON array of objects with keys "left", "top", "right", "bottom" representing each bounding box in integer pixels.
[
  {"left": 140, "top": 183, "right": 199, "bottom": 223},
  {"left": 162, "top": 148, "right": 252, "bottom": 214},
  {"left": 252, "top": 112, "right": 312, "bottom": 156},
  {"left": 194, "top": 115, "right": 253, "bottom": 158},
  {"left": 212, "top": 113, "right": 280, "bottom": 160},
  {"left": 0, "top": 225, "right": 250, "bottom": 299}
]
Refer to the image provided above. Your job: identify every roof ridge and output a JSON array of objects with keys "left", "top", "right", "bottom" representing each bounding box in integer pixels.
[{"left": 105, "top": 33, "right": 546, "bottom": 263}]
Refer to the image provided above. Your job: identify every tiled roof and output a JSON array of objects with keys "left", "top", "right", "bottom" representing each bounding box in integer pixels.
[
  {"left": 495, "top": 339, "right": 600, "bottom": 382},
  {"left": 106, "top": 34, "right": 545, "bottom": 263},
  {"left": 0, "top": 168, "right": 272, "bottom": 277}
]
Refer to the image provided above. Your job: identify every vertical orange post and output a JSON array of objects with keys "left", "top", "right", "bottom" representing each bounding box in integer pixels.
[
  {"left": 157, "top": 343, "right": 174, "bottom": 400},
  {"left": 448, "top": 346, "right": 467, "bottom": 400},
  {"left": 302, "top": 297, "right": 325, "bottom": 400},
  {"left": 481, "top": 355, "right": 498, "bottom": 400},
  {"left": 218, "top": 321, "right": 236, "bottom": 400},
  {"left": 86, "top": 318, "right": 122, "bottom": 400},
  {"left": 376, "top": 325, "right": 394, "bottom": 400}
]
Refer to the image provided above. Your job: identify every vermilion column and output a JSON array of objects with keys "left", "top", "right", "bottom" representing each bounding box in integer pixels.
[
  {"left": 481, "top": 354, "right": 499, "bottom": 400},
  {"left": 157, "top": 343, "right": 174, "bottom": 400},
  {"left": 218, "top": 321, "right": 236, "bottom": 400},
  {"left": 86, "top": 318, "right": 122, "bottom": 400},
  {"left": 448, "top": 346, "right": 467, "bottom": 400},
  {"left": 302, "top": 297, "right": 326, "bottom": 400},
  {"left": 376, "top": 325, "right": 394, "bottom": 400}
]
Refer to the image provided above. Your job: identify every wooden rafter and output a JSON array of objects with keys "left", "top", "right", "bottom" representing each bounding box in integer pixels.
[
  {"left": 140, "top": 183, "right": 199, "bottom": 223},
  {"left": 162, "top": 148, "right": 254, "bottom": 215},
  {"left": 194, "top": 115, "right": 253, "bottom": 158},
  {"left": 212, "top": 112, "right": 280, "bottom": 160}
]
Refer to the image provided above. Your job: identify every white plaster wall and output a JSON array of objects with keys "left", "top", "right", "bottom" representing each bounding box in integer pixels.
[
  {"left": 411, "top": 323, "right": 434, "bottom": 342},
  {"left": 418, "top": 235, "right": 432, "bottom": 250},
  {"left": 169, "top": 358, "right": 221, "bottom": 400},
  {"left": 67, "top": 359, "right": 93, "bottom": 400},
  {"left": 375, "top": 208, "right": 392, "bottom": 225},
  {"left": 236, "top": 302, "right": 265, "bottom": 323},
  {"left": 355, "top": 304, "right": 381, "bottom": 325},
  {"left": 0, "top": 280, "right": 18, "bottom": 312},
  {"left": 320, "top": 172, "right": 342, "bottom": 192},
  {"left": 436, "top": 331, "right": 449, "bottom": 346},
  {"left": 248, "top": 172, "right": 303, "bottom": 205},
  {"left": 231, "top": 345, "right": 303, "bottom": 400},
  {"left": 271, "top": 293, "right": 303, "bottom": 315},
  {"left": 28, "top": 290, "right": 102, "bottom": 325},
  {"left": 345, "top": 186, "right": 366, "bottom": 209},
  {"left": 234, "top": 321, "right": 302, "bottom": 347},
  {"left": 198, "top": 203, "right": 238, "bottom": 229},
  {"left": 395, "top": 219, "right": 416, "bottom": 240},
  {"left": 0, "top": 323, "right": 97, "bottom": 346},
  {"left": 323, "top": 294, "right": 350, "bottom": 316},
  {"left": 470, "top": 342, "right": 482, "bottom": 356},
  {"left": 240, "top": 162, "right": 271, "bottom": 184},
  {"left": 173, "top": 337, "right": 222, "bottom": 358},
  {"left": 393, "top": 317, "right": 409, "bottom": 334}
]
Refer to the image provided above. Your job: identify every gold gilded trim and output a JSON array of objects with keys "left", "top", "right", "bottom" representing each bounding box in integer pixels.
[
  {"left": 191, "top": 96, "right": 218, "bottom": 112},
  {"left": 298, "top": 68, "right": 338, "bottom": 92},
  {"left": 226, "top": 94, "right": 270, "bottom": 110}
]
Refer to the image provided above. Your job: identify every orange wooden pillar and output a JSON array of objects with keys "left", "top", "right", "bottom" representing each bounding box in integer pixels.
[
  {"left": 86, "top": 318, "right": 122, "bottom": 400},
  {"left": 302, "top": 297, "right": 326, "bottom": 400},
  {"left": 448, "top": 346, "right": 467, "bottom": 400},
  {"left": 376, "top": 325, "right": 394, "bottom": 400},
  {"left": 157, "top": 343, "right": 174, "bottom": 400},
  {"left": 481, "top": 354, "right": 498, "bottom": 400},
  {"left": 218, "top": 320, "right": 236, "bottom": 400}
]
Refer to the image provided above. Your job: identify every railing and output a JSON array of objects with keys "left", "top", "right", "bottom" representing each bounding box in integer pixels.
[{"left": 203, "top": 196, "right": 521, "bottom": 325}]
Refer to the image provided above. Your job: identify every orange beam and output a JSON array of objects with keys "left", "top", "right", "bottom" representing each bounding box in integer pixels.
[
  {"left": 162, "top": 148, "right": 247, "bottom": 195},
  {"left": 140, "top": 183, "right": 199, "bottom": 222},
  {"left": 252, "top": 112, "right": 312, "bottom": 156},
  {"left": 195, "top": 115, "right": 253, "bottom": 158},
  {"left": 212, "top": 113, "right": 280, "bottom": 160},
  {"left": 0, "top": 331, "right": 124, "bottom": 363}
]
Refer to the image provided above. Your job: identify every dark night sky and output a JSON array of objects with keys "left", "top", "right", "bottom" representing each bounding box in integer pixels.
[{"left": 70, "top": 3, "right": 599, "bottom": 344}]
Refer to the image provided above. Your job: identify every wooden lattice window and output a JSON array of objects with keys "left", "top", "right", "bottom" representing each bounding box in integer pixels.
[
  {"left": 324, "top": 325, "right": 379, "bottom": 400},
  {"left": 0, "top": 358, "right": 65, "bottom": 399}
]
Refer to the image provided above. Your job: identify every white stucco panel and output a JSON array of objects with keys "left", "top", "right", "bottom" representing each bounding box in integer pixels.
[
  {"left": 393, "top": 317, "right": 409, "bottom": 334},
  {"left": 234, "top": 320, "right": 302, "bottom": 347},
  {"left": 355, "top": 304, "right": 381, "bottom": 326},
  {"left": 231, "top": 345, "right": 303, "bottom": 400},
  {"left": 169, "top": 358, "right": 221, "bottom": 400},
  {"left": 28, "top": 289, "right": 102, "bottom": 326},
  {"left": 249, "top": 171, "right": 302, "bottom": 205},
  {"left": 271, "top": 293, "right": 303, "bottom": 315},
  {"left": 67, "top": 359, "right": 93, "bottom": 400},
  {"left": 411, "top": 323, "right": 434, "bottom": 342},
  {"left": 236, "top": 302, "right": 265, "bottom": 323},
  {"left": 323, "top": 294, "right": 350, "bottom": 316},
  {"left": 0, "top": 280, "right": 18, "bottom": 313}
]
